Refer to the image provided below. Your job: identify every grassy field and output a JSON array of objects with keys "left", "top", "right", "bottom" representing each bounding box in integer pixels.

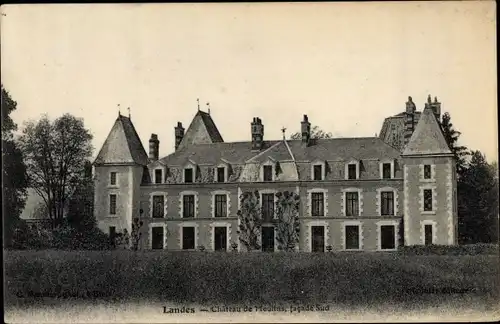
[{"left": 4, "top": 250, "right": 499, "bottom": 308}]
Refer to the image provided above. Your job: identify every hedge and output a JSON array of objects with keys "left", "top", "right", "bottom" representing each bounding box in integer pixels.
[
  {"left": 4, "top": 251, "right": 499, "bottom": 306},
  {"left": 398, "top": 244, "right": 498, "bottom": 256}
]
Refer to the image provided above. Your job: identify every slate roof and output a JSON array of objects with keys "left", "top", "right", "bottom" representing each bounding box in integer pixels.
[
  {"left": 199, "top": 111, "right": 224, "bottom": 143},
  {"left": 94, "top": 115, "right": 149, "bottom": 165},
  {"left": 158, "top": 137, "right": 401, "bottom": 167},
  {"left": 403, "top": 106, "right": 452, "bottom": 156},
  {"left": 177, "top": 110, "right": 224, "bottom": 150}
]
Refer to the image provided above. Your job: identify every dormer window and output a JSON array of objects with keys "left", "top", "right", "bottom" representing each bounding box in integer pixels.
[
  {"left": 216, "top": 167, "right": 226, "bottom": 183},
  {"left": 347, "top": 163, "right": 358, "bottom": 180},
  {"left": 263, "top": 165, "right": 273, "bottom": 182},
  {"left": 313, "top": 165, "right": 323, "bottom": 181},
  {"left": 184, "top": 168, "right": 194, "bottom": 183},
  {"left": 154, "top": 169, "right": 163, "bottom": 184}
]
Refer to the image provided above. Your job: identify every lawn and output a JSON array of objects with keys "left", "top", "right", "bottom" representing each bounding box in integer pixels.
[{"left": 4, "top": 250, "right": 499, "bottom": 308}]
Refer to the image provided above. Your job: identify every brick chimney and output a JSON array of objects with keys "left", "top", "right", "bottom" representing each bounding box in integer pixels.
[
  {"left": 175, "top": 122, "right": 184, "bottom": 151},
  {"left": 149, "top": 134, "right": 159, "bottom": 160},
  {"left": 425, "top": 94, "right": 441, "bottom": 123},
  {"left": 301, "top": 114, "right": 311, "bottom": 146},
  {"left": 403, "top": 96, "right": 416, "bottom": 147},
  {"left": 251, "top": 117, "right": 264, "bottom": 151}
]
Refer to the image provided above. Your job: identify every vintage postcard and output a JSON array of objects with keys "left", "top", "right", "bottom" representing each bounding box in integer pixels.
[{"left": 2, "top": 2, "right": 498, "bottom": 323}]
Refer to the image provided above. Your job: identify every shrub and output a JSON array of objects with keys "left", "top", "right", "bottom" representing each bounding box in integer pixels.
[{"left": 398, "top": 244, "right": 498, "bottom": 256}]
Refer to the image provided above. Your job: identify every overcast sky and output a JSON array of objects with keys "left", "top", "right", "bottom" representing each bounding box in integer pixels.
[{"left": 1, "top": 2, "right": 497, "bottom": 162}]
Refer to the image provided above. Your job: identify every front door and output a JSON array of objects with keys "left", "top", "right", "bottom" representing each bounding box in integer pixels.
[
  {"left": 214, "top": 227, "right": 227, "bottom": 251},
  {"left": 151, "top": 226, "right": 164, "bottom": 250},
  {"left": 380, "top": 225, "right": 396, "bottom": 250},
  {"left": 311, "top": 226, "right": 325, "bottom": 252},
  {"left": 261, "top": 227, "right": 275, "bottom": 252}
]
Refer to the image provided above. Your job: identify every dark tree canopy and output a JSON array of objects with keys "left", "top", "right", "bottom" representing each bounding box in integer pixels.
[
  {"left": 2, "top": 84, "right": 28, "bottom": 247},
  {"left": 290, "top": 126, "right": 333, "bottom": 140},
  {"left": 19, "top": 113, "right": 93, "bottom": 225},
  {"left": 236, "top": 190, "right": 263, "bottom": 251},
  {"left": 440, "top": 112, "right": 469, "bottom": 176}
]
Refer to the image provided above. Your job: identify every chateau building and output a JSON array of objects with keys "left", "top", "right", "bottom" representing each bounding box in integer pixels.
[{"left": 93, "top": 95, "right": 458, "bottom": 251}]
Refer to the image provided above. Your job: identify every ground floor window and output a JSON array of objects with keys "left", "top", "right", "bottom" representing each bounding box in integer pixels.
[
  {"left": 151, "top": 226, "right": 164, "bottom": 250},
  {"left": 261, "top": 226, "right": 275, "bottom": 252},
  {"left": 424, "top": 224, "right": 433, "bottom": 245},
  {"left": 214, "top": 226, "right": 227, "bottom": 251},
  {"left": 182, "top": 227, "right": 195, "bottom": 250},
  {"left": 380, "top": 225, "right": 396, "bottom": 250},
  {"left": 311, "top": 226, "right": 325, "bottom": 252},
  {"left": 345, "top": 225, "right": 360, "bottom": 250},
  {"left": 109, "top": 226, "right": 116, "bottom": 247}
]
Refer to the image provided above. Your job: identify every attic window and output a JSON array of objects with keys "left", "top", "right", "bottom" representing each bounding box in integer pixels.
[
  {"left": 263, "top": 165, "right": 273, "bottom": 182},
  {"left": 184, "top": 168, "right": 194, "bottom": 183},
  {"left": 382, "top": 163, "right": 392, "bottom": 179},
  {"left": 313, "top": 165, "right": 323, "bottom": 181},
  {"left": 216, "top": 167, "right": 226, "bottom": 183},
  {"left": 154, "top": 169, "right": 163, "bottom": 184},
  {"left": 347, "top": 164, "right": 357, "bottom": 180}
]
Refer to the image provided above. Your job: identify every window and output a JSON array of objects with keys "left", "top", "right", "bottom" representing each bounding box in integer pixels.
[
  {"left": 261, "top": 227, "right": 275, "bottom": 252},
  {"left": 110, "top": 172, "right": 117, "bottom": 186},
  {"left": 423, "top": 189, "right": 433, "bottom": 211},
  {"left": 154, "top": 169, "right": 162, "bottom": 184},
  {"left": 263, "top": 165, "right": 273, "bottom": 181},
  {"left": 151, "top": 227, "right": 164, "bottom": 250},
  {"left": 382, "top": 163, "right": 392, "bottom": 179},
  {"left": 313, "top": 165, "right": 323, "bottom": 181},
  {"left": 183, "top": 195, "right": 195, "bottom": 218},
  {"left": 184, "top": 168, "right": 193, "bottom": 183},
  {"left": 380, "top": 225, "right": 396, "bottom": 250},
  {"left": 214, "top": 227, "right": 227, "bottom": 251},
  {"left": 345, "top": 192, "right": 359, "bottom": 216},
  {"left": 216, "top": 167, "right": 226, "bottom": 183},
  {"left": 381, "top": 192, "right": 394, "bottom": 216},
  {"left": 347, "top": 164, "right": 357, "bottom": 180},
  {"left": 214, "top": 194, "right": 227, "bottom": 217},
  {"left": 311, "top": 192, "right": 324, "bottom": 216},
  {"left": 345, "top": 225, "right": 360, "bottom": 250},
  {"left": 424, "top": 224, "right": 433, "bottom": 245},
  {"left": 152, "top": 195, "right": 164, "bottom": 218},
  {"left": 109, "top": 194, "right": 117, "bottom": 215},
  {"left": 311, "top": 226, "right": 325, "bottom": 252},
  {"left": 262, "top": 193, "right": 275, "bottom": 220},
  {"left": 423, "top": 165, "right": 432, "bottom": 179},
  {"left": 182, "top": 227, "right": 195, "bottom": 250}
]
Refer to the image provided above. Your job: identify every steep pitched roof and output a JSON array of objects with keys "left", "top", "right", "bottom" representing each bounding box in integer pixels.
[
  {"left": 177, "top": 110, "right": 224, "bottom": 150},
  {"left": 94, "top": 115, "right": 149, "bottom": 165},
  {"left": 402, "top": 107, "right": 452, "bottom": 156}
]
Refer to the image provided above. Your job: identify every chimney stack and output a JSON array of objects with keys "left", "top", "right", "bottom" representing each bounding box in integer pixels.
[
  {"left": 425, "top": 94, "right": 441, "bottom": 123},
  {"left": 251, "top": 117, "right": 264, "bottom": 151},
  {"left": 149, "top": 134, "right": 159, "bottom": 160},
  {"left": 403, "top": 96, "right": 416, "bottom": 147},
  {"left": 175, "top": 122, "right": 185, "bottom": 151},
  {"left": 301, "top": 114, "right": 311, "bottom": 146}
]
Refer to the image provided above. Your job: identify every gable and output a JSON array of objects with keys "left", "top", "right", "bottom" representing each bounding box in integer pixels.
[{"left": 403, "top": 107, "right": 452, "bottom": 156}]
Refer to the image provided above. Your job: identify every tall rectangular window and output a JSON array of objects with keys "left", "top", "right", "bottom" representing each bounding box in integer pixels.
[
  {"left": 109, "top": 194, "right": 117, "bottom": 215},
  {"left": 183, "top": 195, "right": 195, "bottom": 218},
  {"left": 216, "top": 167, "right": 225, "bottom": 183},
  {"left": 110, "top": 172, "right": 117, "bottom": 186},
  {"left": 184, "top": 168, "right": 193, "bottom": 183},
  {"left": 345, "top": 192, "right": 359, "bottom": 216},
  {"left": 263, "top": 165, "right": 273, "bottom": 182},
  {"left": 423, "top": 189, "right": 433, "bottom": 211},
  {"left": 423, "top": 165, "right": 432, "bottom": 179},
  {"left": 154, "top": 169, "right": 162, "bottom": 184},
  {"left": 347, "top": 164, "right": 357, "bottom": 180},
  {"left": 424, "top": 224, "right": 433, "bottom": 245},
  {"left": 381, "top": 191, "right": 394, "bottom": 216},
  {"left": 182, "top": 227, "right": 195, "bottom": 250},
  {"left": 152, "top": 195, "right": 164, "bottom": 218},
  {"left": 311, "top": 192, "right": 324, "bottom": 216},
  {"left": 313, "top": 165, "right": 323, "bottom": 181},
  {"left": 262, "top": 193, "right": 275, "bottom": 220},
  {"left": 382, "top": 163, "right": 392, "bottom": 179},
  {"left": 214, "top": 194, "right": 227, "bottom": 217},
  {"left": 345, "top": 225, "right": 360, "bottom": 250}
]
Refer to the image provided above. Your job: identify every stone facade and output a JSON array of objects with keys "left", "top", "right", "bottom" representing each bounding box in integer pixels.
[{"left": 93, "top": 97, "right": 458, "bottom": 252}]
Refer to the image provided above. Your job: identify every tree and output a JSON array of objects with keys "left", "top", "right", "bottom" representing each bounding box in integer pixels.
[
  {"left": 290, "top": 126, "right": 333, "bottom": 140},
  {"left": 236, "top": 190, "right": 263, "bottom": 251},
  {"left": 2, "top": 85, "right": 28, "bottom": 247},
  {"left": 275, "top": 191, "right": 301, "bottom": 252},
  {"left": 458, "top": 151, "right": 498, "bottom": 244},
  {"left": 67, "top": 160, "right": 95, "bottom": 231},
  {"left": 439, "top": 112, "right": 469, "bottom": 176},
  {"left": 19, "top": 114, "right": 93, "bottom": 227},
  {"left": 130, "top": 218, "right": 144, "bottom": 251}
]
